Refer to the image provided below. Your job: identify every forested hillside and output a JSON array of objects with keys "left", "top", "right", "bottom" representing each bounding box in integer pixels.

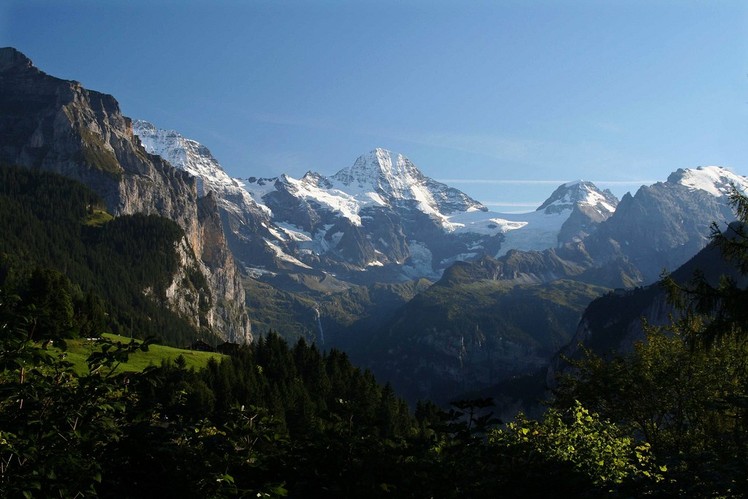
[
  {"left": 0, "top": 303, "right": 665, "bottom": 497},
  {"left": 0, "top": 165, "right": 209, "bottom": 345}
]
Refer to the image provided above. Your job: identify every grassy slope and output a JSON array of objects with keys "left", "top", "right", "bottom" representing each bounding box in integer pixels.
[{"left": 55, "top": 333, "right": 224, "bottom": 374}]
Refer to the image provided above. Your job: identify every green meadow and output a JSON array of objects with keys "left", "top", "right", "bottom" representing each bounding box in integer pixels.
[{"left": 53, "top": 333, "right": 225, "bottom": 374}]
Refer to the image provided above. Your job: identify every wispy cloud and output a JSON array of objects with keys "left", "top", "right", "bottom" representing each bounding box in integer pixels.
[
  {"left": 410, "top": 133, "right": 539, "bottom": 162},
  {"left": 593, "top": 180, "right": 658, "bottom": 186},
  {"left": 482, "top": 201, "right": 544, "bottom": 207},
  {"left": 356, "top": 128, "right": 548, "bottom": 166},
  {"left": 243, "top": 113, "right": 553, "bottom": 167},
  {"left": 439, "top": 179, "right": 568, "bottom": 185},
  {"left": 248, "top": 150, "right": 314, "bottom": 175},
  {"left": 241, "top": 111, "right": 659, "bottom": 181},
  {"left": 353, "top": 126, "right": 660, "bottom": 180},
  {"left": 440, "top": 179, "right": 657, "bottom": 186}
]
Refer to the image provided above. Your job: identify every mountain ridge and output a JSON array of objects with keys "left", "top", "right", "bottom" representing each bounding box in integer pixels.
[
  {"left": 537, "top": 180, "right": 618, "bottom": 215},
  {"left": 133, "top": 121, "right": 631, "bottom": 284},
  {"left": 0, "top": 48, "right": 251, "bottom": 344}
]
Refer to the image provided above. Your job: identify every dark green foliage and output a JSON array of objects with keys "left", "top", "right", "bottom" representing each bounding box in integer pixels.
[
  {"left": 488, "top": 402, "right": 664, "bottom": 497},
  {"left": 555, "top": 321, "right": 748, "bottom": 495},
  {"left": 198, "top": 332, "right": 414, "bottom": 441},
  {"left": 23, "top": 267, "right": 75, "bottom": 339},
  {"left": 663, "top": 214, "right": 748, "bottom": 346},
  {"left": 0, "top": 292, "right": 149, "bottom": 497},
  {"left": 0, "top": 165, "right": 206, "bottom": 345},
  {"left": 0, "top": 277, "right": 670, "bottom": 497}
]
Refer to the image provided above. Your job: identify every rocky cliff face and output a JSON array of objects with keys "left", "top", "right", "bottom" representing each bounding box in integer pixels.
[
  {"left": 0, "top": 47, "right": 251, "bottom": 343},
  {"left": 132, "top": 120, "right": 277, "bottom": 273},
  {"left": 584, "top": 175, "right": 739, "bottom": 283}
]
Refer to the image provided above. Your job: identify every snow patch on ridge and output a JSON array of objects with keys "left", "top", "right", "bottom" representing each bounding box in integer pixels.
[
  {"left": 133, "top": 120, "right": 265, "bottom": 221},
  {"left": 496, "top": 211, "right": 569, "bottom": 256},
  {"left": 285, "top": 175, "right": 364, "bottom": 226},
  {"left": 264, "top": 239, "right": 311, "bottom": 269},
  {"left": 447, "top": 210, "right": 527, "bottom": 236},
  {"left": 537, "top": 180, "right": 618, "bottom": 216},
  {"left": 275, "top": 223, "right": 313, "bottom": 243},
  {"left": 670, "top": 166, "right": 748, "bottom": 197},
  {"left": 402, "top": 241, "right": 435, "bottom": 279}
]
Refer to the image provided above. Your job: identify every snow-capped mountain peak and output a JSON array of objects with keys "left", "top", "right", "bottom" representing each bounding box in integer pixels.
[
  {"left": 333, "top": 148, "right": 388, "bottom": 178},
  {"left": 133, "top": 119, "right": 268, "bottom": 222},
  {"left": 332, "top": 148, "right": 485, "bottom": 215},
  {"left": 667, "top": 166, "right": 748, "bottom": 197},
  {"left": 332, "top": 148, "right": 423, "bottom": 190},
  {"left": 536, "top": 180, "right": 618, "bottom": 216},
  {"left": 134, "top": 120, "right": 227, "bottom": 196}
]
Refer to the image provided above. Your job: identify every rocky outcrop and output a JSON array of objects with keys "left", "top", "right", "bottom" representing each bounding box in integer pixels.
[
  {"left": 536, "top": 181, "right": 618, "bottom": 246},
  {"left": 0, "top": 47, "right": 251, "bottom": 343},
  {"left": 584, "top": 181, "right": 735, "bottom": 283},
  {"left": 197, "top": 193, "right": 252, "bottom": 341},
  {"left": 132, "top": 120, "right": 277, "bottom": 274}
]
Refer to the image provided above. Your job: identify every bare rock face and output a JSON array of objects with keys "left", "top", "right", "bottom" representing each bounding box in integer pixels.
[
  {"left": 0, "top": 47, "right": 251, "bottom": 343},
  {"left": 197, "top": 193, "right": 252, "bottom": 342},
  {"left": 584, "top": 181, "right": 736, "bottom": 283},
  {"left": 132, "top": 120, "right": 278, "bottom": 273}
]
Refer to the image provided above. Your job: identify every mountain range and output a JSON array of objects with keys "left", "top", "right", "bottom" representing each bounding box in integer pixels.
[
  {"left": 3, "top": 46, "right": 748, "bottom": 405},
  {"left": 134, "top": 121, "right": 629, "bottom": 283},
  {"left": 134, "top": 118, "right": 747, "bottom": 288},
  {"left": 130, "top": 116, "right": 748, "bottom": 403}
]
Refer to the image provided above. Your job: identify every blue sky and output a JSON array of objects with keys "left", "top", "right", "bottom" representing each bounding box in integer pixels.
[{"left": 3, "top": 1, "right": 748, "bottom": 211}]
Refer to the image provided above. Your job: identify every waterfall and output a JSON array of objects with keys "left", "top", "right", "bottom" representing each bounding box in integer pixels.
[{"left": 314, "top": 306, "right": 325, "bottom": 345}]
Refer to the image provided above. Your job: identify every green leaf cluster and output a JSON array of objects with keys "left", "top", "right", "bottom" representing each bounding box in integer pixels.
[{"left": 489, "top": 401, "right": 663, "bottom": 495}]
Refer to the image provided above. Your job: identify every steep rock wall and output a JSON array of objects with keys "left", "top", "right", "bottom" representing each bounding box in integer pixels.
[{"left": 0, "top": 47, "right": 250, "bottom": 343}]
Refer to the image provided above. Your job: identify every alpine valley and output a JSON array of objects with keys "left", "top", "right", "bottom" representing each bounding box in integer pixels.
[
  {"left": 2, "top": 46, "right": 748, "bottom": 408},
  {"left": 133, "top": 117, "right": 748, "bottom": 404}
]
